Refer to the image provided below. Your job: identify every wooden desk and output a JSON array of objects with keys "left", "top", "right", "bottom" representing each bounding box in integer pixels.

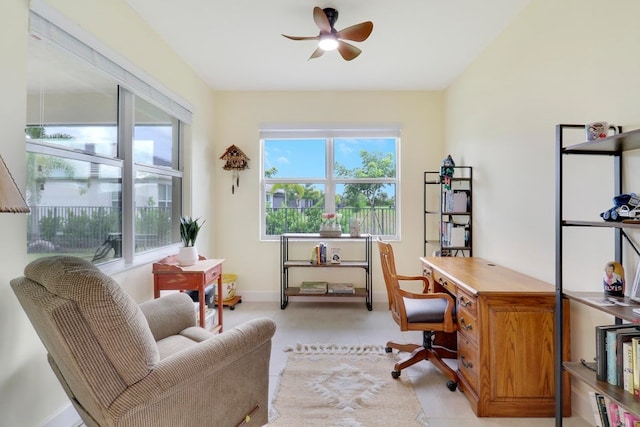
[
  {"left": 152, "top": 256, "right": 225, "bottom": 332},
  {"left": 420, "top": 256, "right": 570, "bottom": 417}
]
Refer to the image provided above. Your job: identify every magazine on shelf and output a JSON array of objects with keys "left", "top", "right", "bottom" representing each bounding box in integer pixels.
[
  {"left": 327, "top": 283, "right": 355, "bottom": 294},
  {"left": 299, "top": 281, "right": 328, "bottom": 294}
]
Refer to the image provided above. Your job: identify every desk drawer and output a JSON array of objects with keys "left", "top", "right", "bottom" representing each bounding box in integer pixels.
[
  {"left": 458, "top": 335, "right": 479, "bottom": 391},
  {"left": 431, "top": 270, "right": 457, "bottom": 295},
  {"left": 457, "top": 305, "right": 478, "bottom": 344},
  {"left": 205, "top": 264, "right": 222, "bottom": 284},
  {"left": 457, "top": 288, "right": 477, "bottom": 317}
]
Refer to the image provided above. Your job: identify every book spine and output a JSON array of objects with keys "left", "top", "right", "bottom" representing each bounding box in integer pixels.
[
  {"left": 596, "top": 393, "right": 611, "bottom": 427},
  {"left": 597, "top": 326, "right": 608, "bottom": 381},
  {"left": 608, "top": 330, "right": 619, "bottom": 386},
  {"left": 635, "top": 337, "right": 640, "bottom": 397},
  {"left": 624, "top": 341, "right": 635, "bottom": 394},
  {"left": 589, "top": 392, "right": 604, "bottom": 427}
]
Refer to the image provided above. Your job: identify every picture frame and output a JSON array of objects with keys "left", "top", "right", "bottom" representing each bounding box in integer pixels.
[{"left": 629, "top": 261, "right": 640, "bottom": 303}]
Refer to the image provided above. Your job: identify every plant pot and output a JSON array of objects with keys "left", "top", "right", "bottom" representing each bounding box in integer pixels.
[{"left": 178, "top": 246, "right": 198, "bottom": 266}]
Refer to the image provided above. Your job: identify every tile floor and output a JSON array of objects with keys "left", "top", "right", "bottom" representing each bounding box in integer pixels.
[{"left": 223, "top": 300, "right": 591, "bottom": 427}]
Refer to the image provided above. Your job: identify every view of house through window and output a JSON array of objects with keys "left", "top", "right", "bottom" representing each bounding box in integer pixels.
[
  {"left": 25, "top": 28, "right": 184, "bottom": 264},
  {"left": 261, "top": 133, "right": 398, "bottom": 239}
]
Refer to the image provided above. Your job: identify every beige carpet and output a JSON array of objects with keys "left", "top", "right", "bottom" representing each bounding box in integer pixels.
[{"left": 269, "top": 343, "right": 428, "bottom": 427}]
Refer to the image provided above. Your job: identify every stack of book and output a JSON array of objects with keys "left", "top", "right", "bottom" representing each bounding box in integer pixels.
[
  {"left": 327, "top": 283, "right": 355, "bottom": 294},
  {"left": 595, "top": 323, "right": 640, "bottom": 393},
  {"left": 299, "top": 281, "right": 328, "bottom": 294},
  {"left": 589, "top": 391, "right": 640, "bottom": 427}
]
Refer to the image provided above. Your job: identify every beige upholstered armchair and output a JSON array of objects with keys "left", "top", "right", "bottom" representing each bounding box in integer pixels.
[{"left": 11, "top": 256, "right": 276, "bottom": 427}]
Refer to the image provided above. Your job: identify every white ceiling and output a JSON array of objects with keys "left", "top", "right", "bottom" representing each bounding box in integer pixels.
[{"left": 125, "top": 0, "right": 530, "bottom": 91}]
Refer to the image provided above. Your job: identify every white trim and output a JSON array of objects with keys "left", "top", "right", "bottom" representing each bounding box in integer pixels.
[
  {"left": 40, "top": 403, "right": 82, "bottom": 427},
  {"left": 28, "top": 5, "right": 193, "bottom": 124},
  {"left": 259, "top": 123, "right": 402, "bottom": 139}
]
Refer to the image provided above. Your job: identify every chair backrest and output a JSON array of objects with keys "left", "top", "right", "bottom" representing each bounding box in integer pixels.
[
  {"left": 11, "top": 256, "right": 159, "bottom": 421},
  {"left": 377, "top": 238, "right": 399, "bottom": 310}
]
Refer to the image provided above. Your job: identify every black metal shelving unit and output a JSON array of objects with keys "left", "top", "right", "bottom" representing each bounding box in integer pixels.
[
  {"left": 555, "top": 124, "right": 640, "bottom": 426},
  {"left": 423, "top": 166, "right": 473, "bottom": 257},
  {"left": 279, "top": 233, "right": 372, "bottom": 311}
]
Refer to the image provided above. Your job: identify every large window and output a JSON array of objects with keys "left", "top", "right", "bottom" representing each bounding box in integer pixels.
[
  {"left": 25, "top": 12, "right": 188, "bottom": 266},
  {"left": 261, "top": 129, "right": 399, "bottom": 239}
]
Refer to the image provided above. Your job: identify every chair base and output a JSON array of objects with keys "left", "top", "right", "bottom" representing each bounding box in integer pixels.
[{"left": 385, "top": 331, "right": 458, "bottom": 391}]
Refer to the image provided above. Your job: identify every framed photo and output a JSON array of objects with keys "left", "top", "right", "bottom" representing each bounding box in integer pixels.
[{"left": 629, "top": 262, "right": 640, "bottom": 303}]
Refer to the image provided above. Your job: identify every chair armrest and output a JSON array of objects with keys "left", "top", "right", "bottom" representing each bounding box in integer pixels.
[
  {"left": 139, "top": 292, "right": 196, "bottom": 341},
  {"left": 112, "top": 318, "right": 277, "bottom": 422},
  {"left": 397, "top": 274, "right": 430, "bottom": 293}
]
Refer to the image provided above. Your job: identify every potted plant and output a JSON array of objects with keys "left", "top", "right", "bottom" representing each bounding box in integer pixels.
[{"left": 178, "top": 216, "right": 205, "bottom": 266}]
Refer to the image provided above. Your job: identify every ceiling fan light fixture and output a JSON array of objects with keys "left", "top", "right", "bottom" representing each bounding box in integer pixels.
[{"left": 318, "top": 34, "right": 338, "bottom": 51}]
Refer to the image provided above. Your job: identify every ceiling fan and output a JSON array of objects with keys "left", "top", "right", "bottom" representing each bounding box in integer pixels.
[{"left": 282, "top": 7, "right": 373, "bottom": 61}]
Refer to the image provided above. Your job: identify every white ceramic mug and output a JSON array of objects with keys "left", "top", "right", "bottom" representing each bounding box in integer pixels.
[{"left": 586, "top": 122, "right": 616, "bottom": 141}]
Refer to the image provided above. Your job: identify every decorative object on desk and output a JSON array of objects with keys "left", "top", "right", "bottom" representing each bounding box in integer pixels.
[
  {"left": 349, "top": 216, "right": 361, "bottom": 237},
  {"left": 586, "top": 121, "right": 615, "bottom": 141},
  {"left": 330, "top": 247, "right": 341, "bottom": 264},
  {"left": 178, "top": 216, "right": 205, "bottom": 266},
  {"left": 603, "top": 261, "right": 625, "bottom": 297},
  {"left": 269, "top": 344, "right": 427, "bottom": 426},
  {"left": 219, "top": 144, "right": 250, "bottom": 194},
  {"left": 440, "top": 154, "right": 455, "bottom": 191},
  {"left": 319, "top": 212, "right": 342, "bottom": 237}
]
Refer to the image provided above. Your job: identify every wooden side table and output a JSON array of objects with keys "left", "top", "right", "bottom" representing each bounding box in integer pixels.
[{"left": 152, "top": 255, "right": 225, "bottom": 332}]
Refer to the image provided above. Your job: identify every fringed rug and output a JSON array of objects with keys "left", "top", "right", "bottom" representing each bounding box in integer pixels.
[{"left": 269, "top": 344, "right": 428, "bottom": 427}]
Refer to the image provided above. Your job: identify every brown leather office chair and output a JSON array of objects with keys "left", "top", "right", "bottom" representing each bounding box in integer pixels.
[{"left": 377, "top": 239, "right": 458, "bottom": 391}]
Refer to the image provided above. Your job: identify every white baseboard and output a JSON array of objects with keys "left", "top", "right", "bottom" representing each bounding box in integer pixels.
[
  {"left": 41, "top": 403, "right": 82, "bottom": 427},
  {"left": 236, "top": 290, "right": 388, "bottom": 303}
]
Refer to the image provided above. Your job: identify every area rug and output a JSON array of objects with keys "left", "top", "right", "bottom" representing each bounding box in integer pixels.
[{"left": 269, "top": 343, "right": 428, "bottom": 427}]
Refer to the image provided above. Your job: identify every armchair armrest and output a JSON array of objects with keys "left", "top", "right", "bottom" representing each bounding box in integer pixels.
[
  {"left": 111, "top": 317, "right": 277, "bottom": 425},
  {"left": 139, "top": 292, "right": 196, "bottom": 341}
]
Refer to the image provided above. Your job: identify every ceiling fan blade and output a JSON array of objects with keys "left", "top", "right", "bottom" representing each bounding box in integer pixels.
[
  {"left": 313, "top": 6, "right": 332, "bottom": 33},
  {"left": 282, "top": 34, "right": 319, "bottom": 41},
  {"left": 336, "top": 21, "right": 373, "bottom": 42},
  {"left": 336, "top": 41, "right": 362, "bottom": 61},
  {"left": 308, "top": 47, "right": 325, "bottom": 60}
]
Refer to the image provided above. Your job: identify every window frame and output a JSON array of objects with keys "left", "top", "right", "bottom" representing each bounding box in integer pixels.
[
  {"left": 260, "top": 125, "right": 401, "bottom": 241},
  {"left": 26, "top": 9, "right": 190, "bottom": 272}
]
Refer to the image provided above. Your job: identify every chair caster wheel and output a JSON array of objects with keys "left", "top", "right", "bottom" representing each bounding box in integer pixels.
[
  {"left": 446, "top": 380, "right": 457, "bottom": 391},
  {"left": 385, "top": 347, "right": 392, "bottom": 353},
  {"left": 391, "top": 370, "right": 401, "bottom": 379}
]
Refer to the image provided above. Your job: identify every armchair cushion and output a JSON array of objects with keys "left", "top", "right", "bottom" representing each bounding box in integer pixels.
[
  {"left": 23, "top": 256, "right": 158, "bottom": 385},
  {"left": 404, "top": 297, "right": 449, "bottom": 323}
]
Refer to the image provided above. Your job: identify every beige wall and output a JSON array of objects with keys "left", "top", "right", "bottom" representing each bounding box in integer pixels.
[
  {"left": 4, "top": 0, "right": 638, "bottom": 424},
  {"left": 445, "top": 0, "right": 640, "bottom": 420},
  {"left": 211, "top": 90, "right": 444, "bottom": 297}
]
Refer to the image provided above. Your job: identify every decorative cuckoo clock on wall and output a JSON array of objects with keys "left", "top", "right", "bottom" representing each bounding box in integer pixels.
[{"left": 220, "top": 145, "right": 250, "bottom": 194}]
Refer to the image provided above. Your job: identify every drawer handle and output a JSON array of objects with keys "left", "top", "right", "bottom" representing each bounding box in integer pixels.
[
  {"left": 460, "top": 355, "right": 473, "bottom": 369},
  {"left": 459, "top": 297, "right": 472, "bottom": 308},
  {"left": 459, "top": 317, "right": 473, "bottom": 330},
  {"left": 438, "top": 277, "right": 448, "bottom": 287}
]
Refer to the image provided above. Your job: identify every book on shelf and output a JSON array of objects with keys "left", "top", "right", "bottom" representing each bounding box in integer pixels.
[
  {"left": 624, "top": 341, "right": 635, "bottom": 394},
  {"left": 596, "top": 393, "right": 611, "bottom": 427},
  {"left": 299, "top": 281, "right": 328, "bottom": 294},
  {"left": 617, "top": 330, "right": 640, "bottom": 388},
  {"left": 327, "top": 282, "right": 355, "bottom": 294},
  {"left": 589, "top": 391, "right": 604, "bottom": 427},
  {"left": 596, "top": 324, "right": 639, "bottom": 382},
  {"left": 634, "top": 336, "right": 640, "bottom": 397}
]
